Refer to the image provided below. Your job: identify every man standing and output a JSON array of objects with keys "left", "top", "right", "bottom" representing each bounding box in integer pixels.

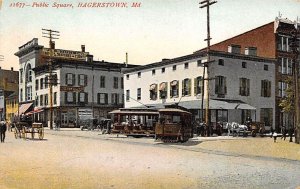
[{"left": 0, "top": 121, "right": 7, "bottom": 143}]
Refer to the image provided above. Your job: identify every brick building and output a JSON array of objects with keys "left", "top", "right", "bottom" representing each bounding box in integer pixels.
[{"left": 195, "top": 17, "right": 300, "bottom": 131}]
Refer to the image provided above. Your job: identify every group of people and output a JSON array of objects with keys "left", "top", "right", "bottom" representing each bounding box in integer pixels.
[{"left": 0, "top": 121, "right": 7, "bottom": 143}]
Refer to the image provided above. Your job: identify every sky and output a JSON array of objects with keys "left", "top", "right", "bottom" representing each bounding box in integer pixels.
[{"left": 0, "top": 0, "right": 299, "bottom": 70}]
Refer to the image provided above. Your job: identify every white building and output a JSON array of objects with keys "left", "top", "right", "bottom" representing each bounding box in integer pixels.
[
  {"left": 15, "top": 38, "right": 136, "bottom": 127},
  {"left": 123, "top": 50, "right": 276, "bottom": 128}
]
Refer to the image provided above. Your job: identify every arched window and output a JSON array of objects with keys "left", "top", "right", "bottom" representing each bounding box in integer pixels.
[{"left": 25, "top": 63, "right": 32, "bottom": 83}]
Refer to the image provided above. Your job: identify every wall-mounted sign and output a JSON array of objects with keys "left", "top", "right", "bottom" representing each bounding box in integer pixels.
[
  {"left": 60, "top": 86, "right": 84, "bottom": 92},
  {"left": 42, "top": 48, "right": 88, "bottom": 61},
  {"left": 19, "top": 38, "right": 38, "bottom": 51}
]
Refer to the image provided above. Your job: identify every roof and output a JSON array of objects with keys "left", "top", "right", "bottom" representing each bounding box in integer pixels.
[
  {"left": 122, "top": 50, "right": 276, "bottom": 74},
  {"left": 158, "top": 108, "right": 192, "bottom": 115},
  {"left": 109, "top": 109, "right": 159, "bottom": 115}
]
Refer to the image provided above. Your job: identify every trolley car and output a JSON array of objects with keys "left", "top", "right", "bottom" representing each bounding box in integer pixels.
[
  {"left": 109, "top": 108, "right": 159, "bottom": 137},
  {"left": 155, "top": 107, "right": 193, "bottom": 143}
]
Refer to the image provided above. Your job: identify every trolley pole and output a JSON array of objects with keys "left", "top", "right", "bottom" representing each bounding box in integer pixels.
[
  {"left": 200, "top": 0, "right": 217, "bottom": 136},
  {"left": 42, "top": 29, "right": 60, "bottom": 130}
]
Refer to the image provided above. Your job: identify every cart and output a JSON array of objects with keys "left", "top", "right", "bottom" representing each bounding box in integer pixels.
[
  {"left": 14, "top": 122, "right": 28, "bottom": 139},
  {"left": 22, "top": 122, "right": 44, "bottom": 140},
  {"left": 250, "top": 122, "right": 265, "bottom": 137}
]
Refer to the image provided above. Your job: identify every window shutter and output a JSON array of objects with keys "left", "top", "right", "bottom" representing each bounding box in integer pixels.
[
  {"left": 182, "top": 80, "right": 184, "bottom": 96},
  {"left": 188, "top": 79, "right": 191, "bottom": 95},
  {"left": 117, "top": 94, "right": 119, "bottom": 104},
  {"left": 65, "top": 74, "right": 68, "bottom": 85},
  {"left": 268, "top": 81, "right": 271, "bottom": 97},
  {"left": 73, "top": 92, "right": 76, "bottom": 103},
  {"left": 215, "top": 77, "right": 218, "bottom": 94},
  {"left": 65, "top": 92, "right": 68, "bottom": 104},
  {"left": 165, "top": 82, "right": 168, "bottom": 98},
  {"left": 105, "top": 94, "right": 108, "bottom": 104},
  {"left": 239, "top": 78, "right": 242, "bottom": 95},
  {"left": 84, "top": 75, "right": 88, "bottom": 86},
  {"left": 261, "top": 80, "right": 264, "bottom": 97},
  {"left": 224, "top": 77, "right": 227, "bottom": 94},
  {"left": 78, "top": 75, "right": 80, "bottom": 86},
  {"left": 85, "top": 92, "right": 88, "bottom": 104},
  {"left": 170, "top": 83, "right": 173, "bottom": 97},
  {"left": 72, "top": 74, "right": 75, "bottom": 86},
  {"left": 97, "top": 93, "right": 100, "bottom": 104}
]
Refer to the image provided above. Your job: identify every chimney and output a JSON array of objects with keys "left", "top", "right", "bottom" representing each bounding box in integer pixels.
[
  {"left": 86, "top": 55, "right": 93, "bottom": 63},
  {"left": 50, "top": 41, "right": 55, "bottom": 49},
  {"left": 81, "top": 45, "right": 85, "bottom": 52},
  {"left": 11, "top": 67, "right": 13, "bottom": 71}
]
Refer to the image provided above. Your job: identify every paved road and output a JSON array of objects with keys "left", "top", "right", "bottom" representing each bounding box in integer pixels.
[{"left": 0, "top": 129, "right": 300, "bottom": 189}]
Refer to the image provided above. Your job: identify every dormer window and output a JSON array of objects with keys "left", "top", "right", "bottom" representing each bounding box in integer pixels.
[{"left": 228, "top": 44, "right": 241, "bottom": 54}]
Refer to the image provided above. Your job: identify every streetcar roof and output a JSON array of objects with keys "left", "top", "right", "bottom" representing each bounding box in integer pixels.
[
  {"left": 109, "top": 109, "right": 159, "bottom": 115},
  {"left": 158, "top": 108, "right": 192, "bottom": 115}
]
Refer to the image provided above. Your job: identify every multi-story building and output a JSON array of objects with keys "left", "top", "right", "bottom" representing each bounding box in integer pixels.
[
  {"left": 0, "top": 67, "right": 19, "bottom": 120},
  {"left": 15, "top": 38, "right": 136, "bottom": 127},
  {"left": 124, "top": 50, "right": 276, "bottom": 128},
  {"left": 5, "top": 92, "right": 18, "bottom": 124},
  {"left": 195, "top": 17, "right": 300, "bottom": 130}
]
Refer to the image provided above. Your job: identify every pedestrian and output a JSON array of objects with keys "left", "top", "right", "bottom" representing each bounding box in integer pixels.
[
  {"left": 273, "top": 132, "right": 278, "bottom": 143},
  {"left": 0, "top": 121, "right": 7, "bottom": 143},
  {"left": 281, "top": 126, "right": 286, "bottom": 141}
]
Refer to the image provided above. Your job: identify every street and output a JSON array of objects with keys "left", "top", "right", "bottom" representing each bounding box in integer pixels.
[{"left": 0, "top": 129, "right": 300, "bottom": 189}]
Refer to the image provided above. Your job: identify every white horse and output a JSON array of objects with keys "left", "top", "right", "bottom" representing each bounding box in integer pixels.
[{"left": 226, "top": 122, "right": 248, "bottom": 137}]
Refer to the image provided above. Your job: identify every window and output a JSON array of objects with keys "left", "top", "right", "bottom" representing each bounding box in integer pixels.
[
  {"left": 40, "top": 78, "right": 44, "bottom": 89},
  {"left": 45, "top": 76, "right": 48, "bottom": 88},
  {"left": 278, "top": 81, "right": 288, "bottom": 97},
  {"left": 242, "top": 62, "right": 247, "bottom": 68},
  {"left": 239, "top": 78, "right": 250, "bottom": 96},
  {"left": 261, "top": 80, "right": 271, "bottom": 97},
  {"left": 20, "top": 69, "right": 23, "bottom": 83},
  {"left": 54, "top": 92, "right": 57, "bottom": 105},
  {"left": 215, "top": 76, "right": 227, "bottom": 96},
  {"left": 66, "top": 73, "right": 75, "bottom": 86},
  {"left": 182, "top": 78, "right": 191, "bottom": 96},
  {"left": 51, "top": 74, "right": 58, "bottom": 86},
  {"left": 26, "top": 86, "right": 32, "bottom": 101},
  {"left": 65, "top": 92, "right": 76, "bottom": 103},
  {"left": 152, "top": 69, "right": 156, "bottom": 75},
  {"left": 218, "top": 59, "right": 224, "bottom": 66},
  {"left": 137, "top": 88, "right": 141, "bottom": 100},
  {"left": 35, "top": 96, "right": 39, "bottom": 107},
  {"left": 149, "top": 84, "right": 158, "bottom": 100},
  {"left": 126, "top": 74, "right": 129, "bottom": 80},
  {"left": 100, "top": 76, "right": 105, "bottom": 88},
  {"left": 194, "top": 77, "right": 203, "bottom": 95},
  {"left": 78, "top": 92, "right": 87, "bottom": 103},
  {"left": 197, "top": 60, "right": 203, "bottom": 67},
  {"left": 260, "top": 108, "right": 273, "bottom": 126},
  {"left": 126, "top": 90, "right": 130, "bottom": 101},
  {"left": 97, "top": 93, "right": 108, "bottom": 104},
  {"left": 40, "top": 95, "right": 43, "bottom": 106},
  {"left": 113, "top": 77, "right": 118, "bottom": 89},
  {"left": 161, "top": 67, "right": 165, "bottom": 73},
  {"left": 170, "top": 80, "right": 179, "bottom": 97},
  {"left": 137, "top": 72, "right": 141, "bottom": 78},
  {"left": 45, "top": 94, "right": 48, "bottom": 106},
  {"left": 121, "top": 77, "right": 124, "bottom": 89},
  {"left": 279, "top": 58, "right": 292, "bottom": 75},
  {"left": 264, "top": 65, "right": 268, "bottom": 71},
  {"left": 111, "top": 93, "right": 119, "bottom": 105},
  {"left": 78, "top": 74, "right": 87, "bottom": 86},
  {"left": 173, "top": 65, "right": 177, "bottom": 71},
  {"left": 159, "top": 82, "right": 168, "bottom": 99},
  {"left": 277, "top": 36, "right": 290, "bottom": 52},
  {"left": 184, "top": 63, "right": 189, "bottom": 69},
  {"left": 35, "top": 79, "right": 39, "bottom": 90}
]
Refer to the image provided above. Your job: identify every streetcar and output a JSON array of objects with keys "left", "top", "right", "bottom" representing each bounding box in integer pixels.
[
  {"left": 155, "top": 106, "right": 193, "bottom": 143},
  {"left": 109, "top": 108, "right": 159, "bottom": 137}
]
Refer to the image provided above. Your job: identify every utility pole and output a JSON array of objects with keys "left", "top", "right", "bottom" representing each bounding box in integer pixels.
[
  {"left": 291, "top": 26, "right": 300, "bottom": 144},
  {"left": 200, "top": 0, "right": 217, "bottom": 136},
  {"left": 42, "top": 29, "right": 60, "bottom": 130}
]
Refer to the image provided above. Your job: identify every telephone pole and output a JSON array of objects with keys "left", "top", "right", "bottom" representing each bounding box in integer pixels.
[
  {"left": 42, "top": 29, "right": 60, "bottom": 130},
  {"left": 200, "top": 0, "right": 217, "bottom": 135},
  {"left": 291, "top": 26, "right": 300, "bottom": 143}
]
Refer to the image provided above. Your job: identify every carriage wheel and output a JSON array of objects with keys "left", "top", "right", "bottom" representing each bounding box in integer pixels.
[
  {"left": 22, "top": 127, "right": 26, "bottom": 139},
  {"left": 38, "top": 128, "right": 44, "bottom": 140},
  {"left": 31, "top": 128, "right": 35, "bottom": 139},
  {"left": 14, "top": 128, "right": 18, "bottom": 139}
]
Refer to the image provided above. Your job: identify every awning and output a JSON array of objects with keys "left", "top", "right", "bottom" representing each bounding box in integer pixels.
[
  {"left": 130, "top": 99, "right": 256, "bottom": 110},
  {"left": 159, "top": 82, "right": 166, "bottom": 90},
  {"left": 149, "top": 84, "right": 157, "bottom": 90},
  {"left": 170, "top": 80, "right": 178, "bottom": 86},
  {"left": 15, "top": 103, "right": 33, "bottom": 116},
  {"left": 25, "top": 108, "right": 44, "bottom": 116}
]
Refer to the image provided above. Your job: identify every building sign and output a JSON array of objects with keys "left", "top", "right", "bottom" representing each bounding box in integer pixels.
[
  {"left": 19, "top": 38, "right": 38, "bottom": 51},
  {"left": 78, "top": 108, "right": 93, "bottom": 120},
  {"left": 42, "top": 48, "right": 88, "bottom": 61},
  {"left": 60, "top": 86, "right": 84, "bottom": 92}
]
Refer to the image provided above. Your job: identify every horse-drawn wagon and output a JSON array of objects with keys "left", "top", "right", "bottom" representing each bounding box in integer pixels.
[{"left": 250, "top": 122, "right": 265, "bottom": 137}]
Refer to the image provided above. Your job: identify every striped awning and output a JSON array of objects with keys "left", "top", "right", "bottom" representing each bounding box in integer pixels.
[{"left": 15, "top": 103, "right": 33, "bottom": 116}]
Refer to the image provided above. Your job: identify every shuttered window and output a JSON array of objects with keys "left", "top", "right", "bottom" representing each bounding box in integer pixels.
[
  {"left": 215, "top": 76, "right": 227, "bottom": 95},
  {"left": 239, "top": 78, "right": 250, "bottom": 96},
  {"left": 66, "top": 73, "right": 75, "bottom": 86},
  {"left": 97, "top": 93, "right": 108, "bottom": 104},
  {"left": 182, "top": 78, "right": 191, "bottom": 96},
  {"left": 194, "top": 76, "right": 203, "bottom": 95},
  {"left": 261, "top": 80, "right": 271, "bottom": 97},
  {"left": 78, "top": 74, "right": 87, "bottom": 86},
  {"left": 260, "top": 108, "right": 273, "bottom": 126}
]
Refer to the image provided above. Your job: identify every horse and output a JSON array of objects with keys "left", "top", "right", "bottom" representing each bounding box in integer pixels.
[{"left": 225, "top": 122, "right": 248, "bottom": 137}]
